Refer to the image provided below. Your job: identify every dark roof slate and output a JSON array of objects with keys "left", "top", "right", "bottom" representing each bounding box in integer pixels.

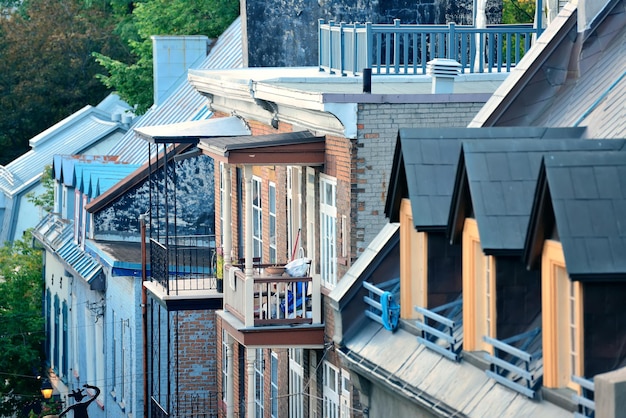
[
  {"left": 384, "top": 127, "right": 586, "bottom": 230},
  {"left": 450, "top": 139, "right": 625, "bottom": 254},
  {"left": 544, "top": 151, "right": 626, "bottom": 279}
]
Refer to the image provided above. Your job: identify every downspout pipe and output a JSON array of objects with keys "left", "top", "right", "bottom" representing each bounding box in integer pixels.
[{"left": 140, "top": 213, "right": 148, "bottom": 418}]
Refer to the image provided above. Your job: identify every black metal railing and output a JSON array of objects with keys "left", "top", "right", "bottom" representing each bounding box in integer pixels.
[
  {"left": 149, "top": 234, "right": 219, "bottom": 295},
  {"left": 415, "top": 298, "right": 463, "bottom": 362},
  {"left": 572, "top": 375, "right": 595, "bottom": 418},
  {"left": 151, "top": 392, "right": 220, "bottom": 418},
  {"left": 483, "top": 327, "right": 542, "bottom": 398}
]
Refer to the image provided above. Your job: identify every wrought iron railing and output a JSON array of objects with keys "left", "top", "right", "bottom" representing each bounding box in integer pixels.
[
  {"left": 414, "top": 298, "right": 463, "bottom": 361},
  {"left": 483, "top": 327, "right": 542, "bottom": 398},
  {"left": 363, "top": 278, "right": 400, "bottom": 331},
  {"left": 319, "top": 19, "right": 541, "bottom": 76},
  {"left": 572, "top": 375, "right": 595, "bottom": 418},
  {"left": 149, "top": 234, "right": 219, "bottom": 295},
  {"left": 151, "top": 392, "right": 220, "bottom": 418}
]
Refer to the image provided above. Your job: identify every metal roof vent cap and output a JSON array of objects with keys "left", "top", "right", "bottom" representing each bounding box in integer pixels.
[{"left": 427, "top": 58, "right": 461, "bottom": 94}]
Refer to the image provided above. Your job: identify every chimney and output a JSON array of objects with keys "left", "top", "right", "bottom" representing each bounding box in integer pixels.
[
  {"left": 594, "top": 366, "right": 626, "bottom": 418},
  {"left": 151, "top": 35, "right": 209, "bottom": 106},
  {"left": 427, "top": 58, "right": 461, "bottom": 94}
]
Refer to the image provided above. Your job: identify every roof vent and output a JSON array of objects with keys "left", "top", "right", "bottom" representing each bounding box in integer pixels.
[
  {"left": 112, "top": 113, "right": 121, "bottom": 123},
  {"left": 427, "top": 58, "right": 461, "bottom": 94}
]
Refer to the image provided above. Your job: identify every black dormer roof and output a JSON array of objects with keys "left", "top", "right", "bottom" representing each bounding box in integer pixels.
[
  {"left": 525, "top": 151, "right": 626, "bottom": 281},
  {"left": 448, "top": 137, "right": 623, "bottom": 255},
  {"left": 385, "top": 127, "right": 587, "bottom": 233}
]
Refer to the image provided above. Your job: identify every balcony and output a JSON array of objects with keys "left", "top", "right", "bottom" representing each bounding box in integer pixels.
[
  {"left": 415, "top": 298, "right": 463, "bottom": 362},
  {"left": 483, "top": 327, "right": 543, "bottom": 398},
  {"left": 318, "top": 19, "right": 541, "bottom": 76},
  {"left": 219, "top": 263, "right": 324, "bottom": 348},
  {"left": 145, "top": 234, "right": 223, "bottom": 309}
]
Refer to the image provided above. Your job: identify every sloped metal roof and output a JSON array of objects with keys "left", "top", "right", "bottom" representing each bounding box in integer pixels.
[
  {"left": 341, "top": 321, "right": 571, "bottom": 418},
  {"left": 0, "top": 105, "right": 127, "bottom": 196},
  {"left": 451, "top": 138, "right": 624, "bottom": 254},
  {"left": 32, "top": 213, "right": 104, "bottom": 287},
  {"left": 109, "top": 17, "right": 243, "bottom": 165},
  {"left": 471, "top": 1, "right": 625, "bottom": 138}
]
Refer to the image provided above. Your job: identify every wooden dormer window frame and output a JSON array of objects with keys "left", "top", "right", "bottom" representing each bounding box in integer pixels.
[
  {"left": 399, "top": 199, "right": 427, "bottom": 319},
  {"left": 541, "top": 239, "right": 583, "bottom": 390},
  {"left": 462, "top": 218, "right": 496, "bottom": 352}
]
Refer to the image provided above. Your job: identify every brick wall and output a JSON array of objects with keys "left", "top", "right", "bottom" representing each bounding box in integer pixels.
[
  {"left": 354, "top": 101, "right": 486, "bottom": 256},
  {"left": 172, "top": 309, "right": 219, "bottom": 416}
]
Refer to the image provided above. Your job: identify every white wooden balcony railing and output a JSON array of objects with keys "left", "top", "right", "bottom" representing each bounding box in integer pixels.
[{"left": 223, "top": 264, "right": 321, "bottom": 328}]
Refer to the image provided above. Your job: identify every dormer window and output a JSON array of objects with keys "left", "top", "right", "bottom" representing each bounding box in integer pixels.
[
  {"left": 542, "top": 240, "right": 583, "bottom": 390},
  {"left": 462, "top": 218, "right": 495, "bottom": 352}
]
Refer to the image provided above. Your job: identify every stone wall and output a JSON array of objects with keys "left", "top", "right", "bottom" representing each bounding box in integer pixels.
[{"left": 242, "top": 0, "right": 502, "bottom": 67}]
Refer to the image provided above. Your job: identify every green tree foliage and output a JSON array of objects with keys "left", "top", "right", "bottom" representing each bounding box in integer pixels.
[
  {"left": 26, "top": 165, "right": 55, "bottom": 212},
  {"left": 0, "top": 0, "right": 131, "bottom": 166},
  {"left": 503, "top": 0, "right": 535, "bottom": 24},
  {"left": 94, "top": 0, "right": 239, "bottom": 114},
  {"left": 0, "top": 231, "right": 46, "bottom": 417}
]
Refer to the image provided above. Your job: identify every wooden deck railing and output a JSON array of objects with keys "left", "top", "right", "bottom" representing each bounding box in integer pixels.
[
  {"left": 319, "top": 19, "right": 541, "bottom": 76},
  {"left": 223, "top": 264, "right": 321, "bottom": 327}
]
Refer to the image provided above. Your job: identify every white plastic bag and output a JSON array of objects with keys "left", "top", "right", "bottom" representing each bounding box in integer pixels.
[{"left": 285, "top": 257, "right": 310, "bottom": 277}]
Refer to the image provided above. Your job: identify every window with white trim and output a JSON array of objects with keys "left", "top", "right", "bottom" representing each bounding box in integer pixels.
[
  {"left": 462, "top": 218, "right": 495, "bottom": 352},
  {"left": 222, "top": 329, "right": 228, "bottom": 402},
  {"left": 320, "top": 175, "right": 337, "bottom": 288},
  {"left": 340, "top": 369, "right": 351, "bottom": 418},
  {"left": 271, "top": 351, "right": 278, "bottom": 418},
  {"left": 323, "top": 361, "right": 339, "bottom": 418},
  {"left": 252, "top": 177, "right": 263, "bottom": 259},
  {"left": 220, "top": 163, "right": 225, "bottom": 237},
  {"left": 255, "top": 348, "right": 264, "bottom": 418},
  {"left": 289, "top": 349, "right": 304, "bottom": 418},
  {"left": 269, "top": 183, "right": 277, "bottom": 263},
  {"left": 287, "top": 167, "right": 302, "bottom": 259},
  {"left": 542, "top": 240, "right": 583, "bottom": 390}
]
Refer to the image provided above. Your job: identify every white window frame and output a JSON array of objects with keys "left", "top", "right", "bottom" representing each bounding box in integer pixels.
[
  {"left": 255, "top": 348, "right": 264, "bottom": 418},
  {"left": 222, "top": 329, "right": 228, "bottom": 402},
  {"left": 320, "top": 175, "right": 337, "bottom": 288},
  {"left": 269, "top": 183, "right": 277, "bottom": 263},
  {"left": 287, "top": 167, "right": 302, "bottom": 260},
  {"left": 271, "top": 351, "right": 278, "bottom": 418},
  {"left": 323, "top": 361, "right": 340, "bottom": 418},
  {"left": 220, "top": 162, "right": 225, "bottom": 237},
  {"left": 340, "top": 369, "right": 351, "bottom": 418},
  {"left": 252, "top": 176, "right": 263, "bottom": 259},
  {"left": 289, "top": 349, "right": 304, "bottom": 418}
]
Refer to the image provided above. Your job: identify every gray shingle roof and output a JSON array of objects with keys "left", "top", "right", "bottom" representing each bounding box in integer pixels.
[
  {"left": 452, "top": 138, "right": 625, "bottom": 254},
  {"left": 544, "top": 151, "right": 626, "bottom": 279}
]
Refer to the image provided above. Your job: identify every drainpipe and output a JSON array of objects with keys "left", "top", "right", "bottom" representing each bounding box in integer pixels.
[{"left": 139, "top": 213, "right": 148, "bottom": 418}]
